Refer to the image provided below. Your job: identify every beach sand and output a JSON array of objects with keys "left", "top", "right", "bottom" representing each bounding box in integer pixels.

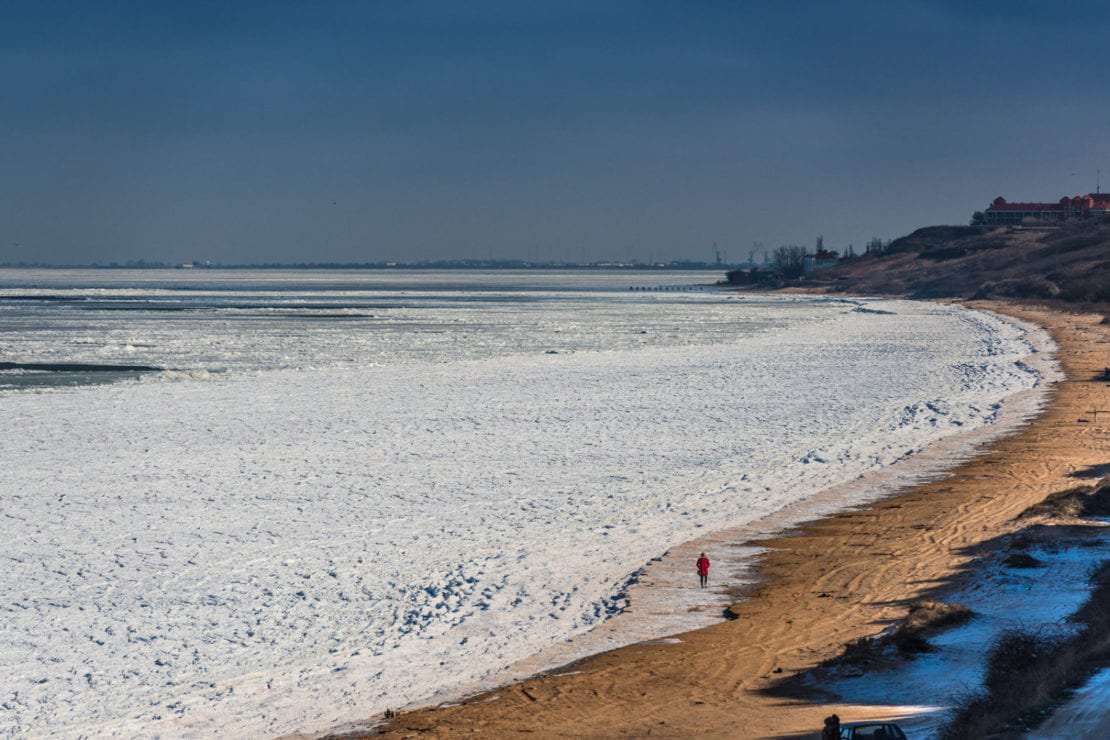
[{"left": 368, "top": 302, "right": 1109, "bottom": 739}]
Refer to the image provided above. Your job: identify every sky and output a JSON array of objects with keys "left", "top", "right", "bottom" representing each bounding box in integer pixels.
[{"left": 2, "top": 1, "right": 1109, "bottom": 266}]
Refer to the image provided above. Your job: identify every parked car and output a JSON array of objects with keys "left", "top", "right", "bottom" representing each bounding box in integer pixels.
[{"left": 839, "top": 721, "right": 908, "bottom": 739}]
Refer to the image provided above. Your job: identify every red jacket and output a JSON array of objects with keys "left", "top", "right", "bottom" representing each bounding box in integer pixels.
[{"left": 696, "top": 556, "right": 710, "bottom": 576}]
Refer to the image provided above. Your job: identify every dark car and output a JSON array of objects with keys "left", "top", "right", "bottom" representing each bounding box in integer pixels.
[{"left": 839, "top": 722, "right": 908, "bottom": 739}]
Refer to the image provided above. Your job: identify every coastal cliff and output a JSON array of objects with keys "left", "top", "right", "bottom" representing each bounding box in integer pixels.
[{"left": 800, "top": 220, "right": 1110, "bottom": 306}]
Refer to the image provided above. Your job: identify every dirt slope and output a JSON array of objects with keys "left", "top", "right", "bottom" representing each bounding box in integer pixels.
[{"left": 805, "top": 221, "right": 1110, "bottom": 305}]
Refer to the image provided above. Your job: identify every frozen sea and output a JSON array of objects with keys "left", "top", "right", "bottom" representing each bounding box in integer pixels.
[{"left": 0, "top": 269, "right": 1054, "bottom": 736}]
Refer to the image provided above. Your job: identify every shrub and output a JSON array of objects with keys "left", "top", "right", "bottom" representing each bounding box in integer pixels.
[
  {"left": 1003, "top": 552, "right": 1044, "bottom": 569},
  {"left": 820, "top": 601, "right": 973, "bottom": 668},
  {"left": 981, "top": 629, "right": 1060, "bottom": 695},
  {"left": 942, "top": 556, "right": 1110, "bottom": 738},
  {"left": 1057, "top": 275, "right": 1110, "bottom": 302},
  {"left": 903, "top": 600, "right": 974, "bottom": 633},
  {"left": 973, "top": 277, "right": 1061, "bottom": 300},
  {"left": 1019, "top": 479, "right": 1110, "bottom": 519},
  {"left": 942, "top": 628, "right": 1066, "bottom": 738}
]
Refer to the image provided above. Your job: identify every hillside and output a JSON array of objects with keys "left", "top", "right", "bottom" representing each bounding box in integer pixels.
[{"left": 801, "top": 220, "right": 1110, "bottom": 307}]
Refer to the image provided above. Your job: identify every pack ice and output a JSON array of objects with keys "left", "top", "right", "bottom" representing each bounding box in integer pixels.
[{"left": 0, "top": 298, "right": 1048, "bottom": 736}]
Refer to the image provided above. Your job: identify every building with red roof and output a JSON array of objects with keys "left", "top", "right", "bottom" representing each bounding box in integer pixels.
[{"left": 983, "top": 193, "right": 1110, "bottom": 226}]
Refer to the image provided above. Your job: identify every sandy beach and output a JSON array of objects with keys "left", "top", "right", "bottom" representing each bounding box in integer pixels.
[{"left": 370, "top": 302, "right": 1109, "bottom": 738}]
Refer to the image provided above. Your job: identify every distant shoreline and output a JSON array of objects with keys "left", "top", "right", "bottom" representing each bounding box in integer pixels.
[{"left": 0, "top": 262, "right": 736, "bottom": 271}]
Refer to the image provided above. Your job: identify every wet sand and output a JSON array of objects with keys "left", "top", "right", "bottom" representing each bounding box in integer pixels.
[{"left": 368, "top": 302, "right": 1109, "bottom": 739}]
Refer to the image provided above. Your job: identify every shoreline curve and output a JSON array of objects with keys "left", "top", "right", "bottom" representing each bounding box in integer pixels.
[{"left": 333, "top": 300, "right": 1108, "bottom": 738}]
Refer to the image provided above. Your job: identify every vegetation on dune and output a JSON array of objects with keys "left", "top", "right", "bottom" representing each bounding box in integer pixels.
[
  {"left": 1018, "top": 478, "right": 1110, "bottom": 520},
  {"left": 817, "top": 600, "right": 975, "bottom": 670},
  {"left": 941, "top": 479, "right": 1110, "bottom": 738},
  {"left": 941, "top": 560, "right": 1110, "bottom": 739},
  {"left": 780, "top": 479, "right": 1110, "bottom": 737},
  {"left": 800, "top": 218, "right": 1110, "bottom": 308}
]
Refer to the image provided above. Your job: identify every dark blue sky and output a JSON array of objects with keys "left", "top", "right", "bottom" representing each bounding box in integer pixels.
[{"left": 2, "top": 1, "right": 1108, "bottom": 265}]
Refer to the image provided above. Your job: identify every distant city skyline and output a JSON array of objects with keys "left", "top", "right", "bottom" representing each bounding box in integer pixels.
[{"left": 2, "top": 1, "right": 1109, "bottom": 266}]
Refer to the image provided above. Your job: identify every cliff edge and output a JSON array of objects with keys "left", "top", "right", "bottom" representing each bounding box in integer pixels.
[{"left": 800, "top": 220, "right": 1110, "bottom": 305}]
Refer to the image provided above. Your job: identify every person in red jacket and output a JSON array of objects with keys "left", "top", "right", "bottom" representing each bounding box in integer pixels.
[{"left": 696, "top": 552, "right": 710, "bottom": 588}]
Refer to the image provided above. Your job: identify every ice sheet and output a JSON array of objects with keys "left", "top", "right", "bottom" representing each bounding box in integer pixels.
[{"left": 0, "top": 285, "right": 1050, "bottom": 736}]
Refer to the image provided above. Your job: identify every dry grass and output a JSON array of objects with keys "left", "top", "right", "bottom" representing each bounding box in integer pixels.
[
  {"left": 1002, "top": 552, "right": 1044, "bottom": 569},
  {"left": 1018, "top": 478, "right": 1110, "bottom": 520},
  {"left": 941, "top": 475, "right": 1110, "bottom": 738},
  {"left": 819, "top": 600, "right": 974, "bottom": 670},
  {"left": 797, "top": 218, "right": 1110, "bottom": 305},
  {"left": 941, "top": 562, "right": 1110, "bottom": 738},
  {"left": 821, "top": 478, "right": 1110, "bottom": 737},
  {"left": 902, "top": 600, "right": 976, "bottom": 633}
]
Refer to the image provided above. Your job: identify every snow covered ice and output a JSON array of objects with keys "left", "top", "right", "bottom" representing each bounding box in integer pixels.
[{"left": 0, "top": 270, "right": 1052, "bottom": 736}]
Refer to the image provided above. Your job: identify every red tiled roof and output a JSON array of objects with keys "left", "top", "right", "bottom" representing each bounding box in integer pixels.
[
  {"left": 986, "top": 193, "right": 1108, "bottom": 211},
  {"left": 988, "top": 201, "right": 1065, "bottom": 211}
]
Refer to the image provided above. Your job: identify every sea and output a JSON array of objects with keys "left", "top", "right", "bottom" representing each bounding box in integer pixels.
[{"left": 0, "top": 268, "right": 1055, "bottom": 736}]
